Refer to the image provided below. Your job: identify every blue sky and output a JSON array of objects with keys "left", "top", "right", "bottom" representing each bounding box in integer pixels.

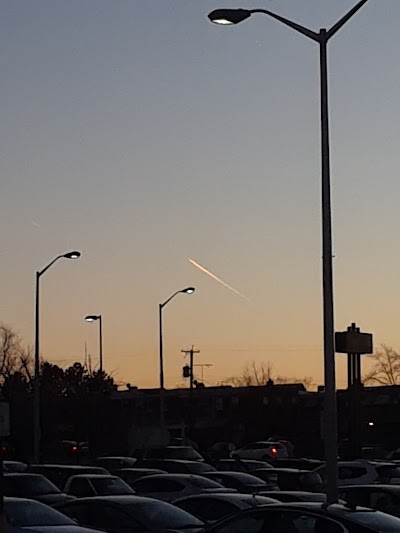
[{"left": 1, "top": 0, "right": 399, "bottom": 388}]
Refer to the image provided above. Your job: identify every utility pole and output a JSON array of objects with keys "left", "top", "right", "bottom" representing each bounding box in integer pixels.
[{"left": 181, "top": 346, "right": 200, "bottom": 392}]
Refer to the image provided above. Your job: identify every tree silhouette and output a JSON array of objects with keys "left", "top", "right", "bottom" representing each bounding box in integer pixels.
[{"left": 364, "top": 345, "right": 400, "bottom": 386}]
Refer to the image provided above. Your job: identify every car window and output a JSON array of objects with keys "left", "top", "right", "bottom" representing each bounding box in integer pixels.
[
  {"left": 369, "top": 491, "right": 398, "bottom": 515},
  {"left": 68, "top": 478, "right": 92, "bottom": 497},
  {"left": 92, "top": 504, "right": 139, "bottom": 529},
  {"left": 5, "top": 474, "right": 62, "bottom": 496},
  {"left": 91, "top": 477, "right": 133, "bottom": 495},
  {"left": 189, "top": 476, "right": 223, "bottom": 489},
  {"left": 339, "top": 489, "right": 369, "bottom": 508},
  {"left": 258, "top": 511, "right": 345, "bottom": 533},
  {"left": 338, "top": 467, "right": 367, "bottom": 479},
  {"left": 6, "top": 500, "right": 75, "bottom": 527},
  {"left": 376, "top": 465, "right": 400, "bottom": 479},
  {"left": 135, "top": 477, "right": 183, "bottom": 492}
]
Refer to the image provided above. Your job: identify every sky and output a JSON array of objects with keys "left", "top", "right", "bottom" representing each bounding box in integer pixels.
[{"left": 1, "top": 0, "right": 400, "bottom": 390}]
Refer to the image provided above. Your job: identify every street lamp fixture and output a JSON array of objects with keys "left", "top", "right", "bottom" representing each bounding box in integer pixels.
[
  {"left": 34, "top": 249, "right": 81, "bottom": 463},
  {"left": 84, "top": 315, "right": 103, "bottom": 373},
  {"left": 208, "top": 9, "right": 251, "bottom": 25},
  {"left": 207, "top": 0, "right": 370, "bottom": 503},
  {"left": 158, "top": 286, "right": 195, "bottom": 426}
]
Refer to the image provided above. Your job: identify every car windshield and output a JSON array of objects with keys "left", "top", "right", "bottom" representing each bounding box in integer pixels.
[
  {"left": 91, "top": 477, "right": 134, "bottom": 495},
  {"left": 7, "top": 475, "right": 61, "bottom": 495},
  {"left": 6, "top": 500, "right": 74, "bottom": 527},
  {"left": 133, "top": 500, "right": 203, "bottom": 529}
]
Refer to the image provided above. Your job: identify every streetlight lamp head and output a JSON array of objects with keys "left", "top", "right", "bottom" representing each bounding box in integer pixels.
[
  {"left": 64, "top": 251, "right": 81, "bottom": 259},
  {"left": 182, "top": 287, "right": 195, "bottom": 294},
  {"left": 85, "top": 315, "right": 99, "bottom": 322},
  {"left": 208, "top": 9, "right": 251, "bottom": 25}
]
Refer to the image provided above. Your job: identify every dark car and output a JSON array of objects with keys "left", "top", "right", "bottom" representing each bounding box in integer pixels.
[
  {"left": 95, "top": 456, "right": 137, "bottom": 471},
  {"left": 136, "top": 459, "right": 216, "bottom": 475},
  {"left": 202, "top": 471, "right": 268, "bottom": 494},
  {"left": 339, "top": 484, "right": 400, "bottom": 517},
  {"left": 56, "top": 495, "right": 204, "bottom": 533},
  {"left": 29, "top": 464, "right": 108, "bottom": 490},
  {"left": 4, "top": 473, "right": 74, "bottom": 506},
  {"left": 253, "top": 468, "right": 324, "bottom": 492},
  {"left": 174, "top": 493, "right": 279, "bottom": 524},
  {"left": 203, "top": 501, "right": 400, "bottom": 533},
  {"left": 142, "top": 446, "right": 204, "bottom": 462},
  {"left": 64, "top": 474, "right": 134, "bottom": 497}
]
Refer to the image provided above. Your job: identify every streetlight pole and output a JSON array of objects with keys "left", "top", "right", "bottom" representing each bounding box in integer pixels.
[
  {"left": 158, "top": 287, "right": 195, "bottom": 426},
  {"left": 85, "top": 315, "right": 103, "bottom": 373},
  {"left": 208, "top": 0, "right": 369, "bottom": 503},
  {"left": 34, "top": 250, "right": 81, "bottom": 463}
]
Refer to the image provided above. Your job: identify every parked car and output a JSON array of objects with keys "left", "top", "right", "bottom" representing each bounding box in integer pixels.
[
  {"left": 174, "top": 493, "right": 279, "bottom": 524},
  {"left": 316, "top": 460, "right": 400, "bottom": 486},
  {"left": 114, "top": 468, "right": 167, "bottom": 486},
  {"left": 202, "top": 471, "right": 268, "bottom": 494},
  {"left": 141, "top": 446, "right": 204, "bottom": 462},
  {"left": 212, "top": 458, "right": 273, "bottom": 473},
  {"left": 339, "top": 484, "right": 400, "bottom": 517},
  {"left": 136, "top": 459, "right": 216, "bottom": 475},
  {"left": 4, "top": 473, "right": 74, "bottom": 506},
  {"left": 131, "top": 473, "right": 234, "bottom": 502},
  {"left": 65, "top": 474, "right": 134, "bottom": 497},
  {"left": 56, "top": 495, "right": 204, "bottom": 533},
  {"left": 95, "top": 456, "right": 137, "bottom": 471},
  {"left": 3, "top": 461, "right": 27, "bottom": 473},
  {"left": 231, "top": 441, "right": 288, "bottom": 462},
  {"left": 5, "top": 497, "right": 100, "bottom": 533},
  {"left": 203, "top": 501, "right": 400, "bottom": 533},
  {"left": 29, "top": 464, "right": 108, "bottom": 490}
]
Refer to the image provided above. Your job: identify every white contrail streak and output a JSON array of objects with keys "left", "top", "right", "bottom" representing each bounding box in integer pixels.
[{"left": 188, "top": 258, "right": 251, "bottom": 302}]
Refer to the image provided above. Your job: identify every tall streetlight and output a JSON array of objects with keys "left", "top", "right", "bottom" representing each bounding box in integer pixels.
[
  {"left": 85, "top": 315, "right": 103, "bottom": 373},
  {"left": 159, "top": 287, "right": 195, "bottom": 425},
  {"left": 208, "top": 1, "right": 369, "bottom": 503},
  {"left": 34, "top": 250, "right": 81, "bottom": 463}
]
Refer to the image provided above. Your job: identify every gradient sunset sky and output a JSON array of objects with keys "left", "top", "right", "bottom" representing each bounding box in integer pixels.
[{"left": 2, "top": 1, "right": 399, "bottom": 389}]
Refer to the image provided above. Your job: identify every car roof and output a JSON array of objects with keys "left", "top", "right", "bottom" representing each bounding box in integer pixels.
[
  {"left": 31, "top": 464, "right": 106, "bottom": 471},
  {"left": 68, "top": 474, "right": 117, "bottom": 480},
  {"left": 59, "top": 495, "right": 173, "bottom": 505},
  {"left": 270, "top": 468, "right": 310, "bottom": 474},
  {"left": 133, "top": 473, "right": 209, "bottom": 481},
  {"left": 118, "top": 468, "right": 166, "bottom": 473},
  {"left": 174, "top": 493, "right": 276, "bottom": 503}
]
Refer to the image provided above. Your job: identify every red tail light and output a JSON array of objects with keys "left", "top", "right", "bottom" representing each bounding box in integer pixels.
[
  {"left": 72, "top": 445, "right": 78, "bottom": 453},
  {"left": 271, "top": 447, "right": 278, "bottom": 456}
]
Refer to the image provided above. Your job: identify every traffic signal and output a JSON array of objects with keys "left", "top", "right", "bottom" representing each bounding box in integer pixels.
[{"left": 183, "top": 365, "right": 191, "bottom": 378}]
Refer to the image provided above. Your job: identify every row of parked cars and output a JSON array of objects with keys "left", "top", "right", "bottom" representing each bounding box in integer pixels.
[{"left": 5, "top": 445, "right": 400, "bottom": 532}]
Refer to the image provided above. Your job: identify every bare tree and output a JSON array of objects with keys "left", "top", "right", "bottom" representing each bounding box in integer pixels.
[
  {"left": 364, "top": 344, "right": 400, "bottom": 386},
  {"left": 0, "top": 324, "right": 33, "bottom": 383},
  {"left": 226, "top": 361, "right": 313, "bottom": 390}
]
